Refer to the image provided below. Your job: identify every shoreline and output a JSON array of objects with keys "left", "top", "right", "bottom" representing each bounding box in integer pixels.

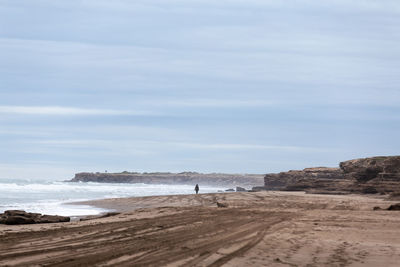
[
  {"left": 71, "top": 191, "right": 229, "bottom": 212},
  {"left": 1, "top": 191, "right": 400, "bottom": 266},
  {"left": 0, "top": 180, "right": 230, "bottom": 218}
]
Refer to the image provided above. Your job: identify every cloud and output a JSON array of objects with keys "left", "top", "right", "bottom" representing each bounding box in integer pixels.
[
  {"left": 0, "top": 0, "right": 399, "bottom": 178},
  {"left": 156, "top": 141, "right": 337, "bottom": 153},
  {"left": 9, "top": 0, "right": 400, "bottom": 15},
  {"left": 144, "top": 98, "right": 275, "bottom": 108},
  {"left": 29, "top": 138, "right": 334, "bottom": 153},
  {"left": 0, "top": 163, "right": 76, "bottom": 180},
  {"left": 0, "top": 106, "right": 154, "bottom": 116}
]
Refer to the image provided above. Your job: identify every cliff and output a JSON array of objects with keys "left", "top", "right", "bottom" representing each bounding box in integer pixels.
[
  {"left": 263, "top": 156, "right": 400, "bottom": 194},
  {"left": 69, "top": 172, "right": 264, "bottom": 187},
  {"left": 264, "top": 167, "right": 345, "bottom": 190},
  {"left": 340, "top": 156, "right": 400, "bottom": 182}
]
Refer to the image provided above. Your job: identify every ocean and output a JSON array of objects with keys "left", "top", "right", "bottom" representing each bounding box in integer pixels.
[{"left": 0, "top": 179, "right": 225, "bottom": 217}]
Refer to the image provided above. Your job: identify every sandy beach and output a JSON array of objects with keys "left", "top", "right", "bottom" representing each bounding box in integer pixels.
[{"left": 1, "top": 191, "right": 400, "bottom": 266}]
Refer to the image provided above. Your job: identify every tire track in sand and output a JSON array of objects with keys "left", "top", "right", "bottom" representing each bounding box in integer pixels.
[{"left": 0, "top": 207, "right": 291, "bottom": 267}]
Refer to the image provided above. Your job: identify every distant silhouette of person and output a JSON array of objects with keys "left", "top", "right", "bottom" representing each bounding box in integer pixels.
[{"left": 195, "top": 184, "right": 199, "bottom": 194}]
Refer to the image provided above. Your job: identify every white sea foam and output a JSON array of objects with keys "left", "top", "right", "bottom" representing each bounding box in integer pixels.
[{"left": 0, "top": 180, "right": 225, "bottom": 216}]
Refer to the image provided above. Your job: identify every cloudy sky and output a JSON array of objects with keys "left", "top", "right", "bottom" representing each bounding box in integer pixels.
[{"left": 1, "top": 0, "right": 399, "bottom": 179}]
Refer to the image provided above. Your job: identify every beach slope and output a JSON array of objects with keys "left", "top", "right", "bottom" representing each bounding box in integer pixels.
[{"left": 1, "top": 192, "right": 400, "bottom": 266}]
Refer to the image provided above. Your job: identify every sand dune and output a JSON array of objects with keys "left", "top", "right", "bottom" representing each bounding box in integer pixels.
[{"left": 1, "top": 192, "right": 400, "bottom": 266}]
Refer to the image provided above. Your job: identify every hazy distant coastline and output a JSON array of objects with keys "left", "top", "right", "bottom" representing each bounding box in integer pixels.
[{"left": 69, "top": 171, "right": 265, "bottom": 188}]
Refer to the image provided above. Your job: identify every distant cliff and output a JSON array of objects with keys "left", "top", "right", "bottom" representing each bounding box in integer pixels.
[
  {"left": 262, "top": 156, "right": 400, "bottom": 194},
  {"left": 69, "top": 171, "right": 264, "bottom": 187}
]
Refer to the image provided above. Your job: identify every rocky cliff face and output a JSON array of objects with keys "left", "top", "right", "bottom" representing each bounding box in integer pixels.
[
  {"left": 263, "top": 156, "right": 400, "bottom": 194},
  {"left": 69, "top": 172, "right": 264, "bottom": 187},
  {"left": 264, "top": 167, "right": 344, "bottom": 190},
  {"left": 340, "top": 156, "right": 400, "bottom": 182}
]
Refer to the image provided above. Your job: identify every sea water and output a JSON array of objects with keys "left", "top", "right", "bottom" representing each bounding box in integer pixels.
[{"left": 0, "top": 178, "right": 226, "bottom": 216}]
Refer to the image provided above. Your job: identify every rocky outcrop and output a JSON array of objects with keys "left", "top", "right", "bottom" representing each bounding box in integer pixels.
[
  {"left": 69, "top": 172, "right": 264, "bottom": 187},
  {"left": 340, "top": 156, "right": 400, "bottom": 182},
  {"left": 0, "top": 210, "right": 70, "bottom": 225},
  {"left": 339, "top": 156, "right": 400, "bottom": 194},
  {"left": 387, "top": 203, "right": 400, "bottom": 210},
  {"left": 262, "top": 156, "right": 400, "bottom": 195},
  {"left": 216, "top": 202, "right": 228, "bottom": 208},
  {"left": 264, "top": 167, "right": 344, "bottom": 191}
]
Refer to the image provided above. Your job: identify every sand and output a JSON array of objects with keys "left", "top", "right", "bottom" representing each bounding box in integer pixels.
[{"left": 1, "top": 191, "right": 400, "bottom": 266}]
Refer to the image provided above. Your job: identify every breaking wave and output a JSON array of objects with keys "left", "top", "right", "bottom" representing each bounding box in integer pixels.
[{"left": 0, "top": 180, "right": 225, "bottom": 216}]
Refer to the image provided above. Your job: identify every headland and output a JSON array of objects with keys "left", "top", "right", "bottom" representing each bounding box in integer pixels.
[{"left": 69, "top": 171, "right": 265, "bottom": 188}]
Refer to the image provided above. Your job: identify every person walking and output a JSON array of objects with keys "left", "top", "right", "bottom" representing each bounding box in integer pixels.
[{"left": 194, "top": 184, "right": 199, "bottom": 194}]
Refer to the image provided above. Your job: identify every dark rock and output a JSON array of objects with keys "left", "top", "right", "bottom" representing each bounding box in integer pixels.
[
  {"left": 3, "top": 210, "right": 38, "bottom": 225},
  {"left": 5, "top": 216, "right": 35, "bottom": 225},
  {"left": 373, "top": 206, "right": 382, "bottom": 210},
  {"left": 0, "top": 216, "right": 7, "bottom": 224},
  {"left": 236, "top": 186, "right": 246, "bottom": 192},
  {"left": 4, "top": 210, "right": 30, "bottom": 216},
  {"left": 0, "top": 210, "right": 70, "bottom": 225},
  {"left": 284, "top": 183, "right": 313, "bottom": 191},
  {"left": 216, "top": 202, "right": 228, "bottom": 208},
  {"left": 38, "top": 215, "right": 70, "bottom": 223},
  {"left": 361, "top": 186, "right": 379, "bottom": 194},
  {"left": 225, "top": 188, "right": 235, "bottom": 192},
  {"left": 387, "top": 203, "right": 400, "bottom": 210}
]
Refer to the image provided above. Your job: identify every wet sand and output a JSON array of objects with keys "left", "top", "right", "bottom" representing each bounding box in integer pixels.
[{"left": 1, "top": 191, "right": 400, "bottom": 266}]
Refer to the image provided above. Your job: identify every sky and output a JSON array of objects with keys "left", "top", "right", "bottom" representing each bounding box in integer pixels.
[{"left": 0, "top": 0, "right": 400, "bottom": 180}]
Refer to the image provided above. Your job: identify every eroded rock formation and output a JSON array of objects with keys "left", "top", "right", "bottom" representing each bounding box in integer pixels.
[
  {"left": 262, "top": 156, "right": 400, "bottom": 194},
  {"left": 264, "top": 167, "right": 344, "bottom": 191},
  {"left": 340, "top": 156, "right": 400, "bottom": 182},
  {"left": 0, "top": 210, "right": 70, "bottom": 225}
]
